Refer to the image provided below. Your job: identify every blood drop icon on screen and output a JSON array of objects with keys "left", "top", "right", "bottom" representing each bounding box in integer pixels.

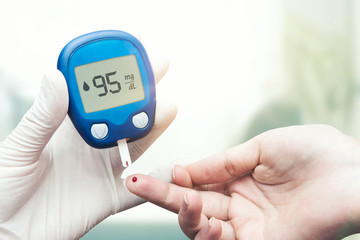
[{"left": 83, "top": 82, "right": 90, "bottom": 91}]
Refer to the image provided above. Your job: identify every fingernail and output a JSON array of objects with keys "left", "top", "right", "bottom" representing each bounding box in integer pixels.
[
  {"left": 181, "top": 191, "right": 189, "bottom": 211},
  {"left": 209, "top": 217, "right": 215, "bottom": 227},
  {"left": 184, "top": 191, "right": 189, "bottom": 205},
  {"left": 204, "top": 217, "right": 215, "bottom": 234},
  {"left": 172, "top": 166, "right": 176, "bottom": 182}
]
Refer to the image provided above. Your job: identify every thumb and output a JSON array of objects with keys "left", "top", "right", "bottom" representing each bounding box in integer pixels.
[{"left": 1, "top": 70, "right": 68, "bottom": 161}]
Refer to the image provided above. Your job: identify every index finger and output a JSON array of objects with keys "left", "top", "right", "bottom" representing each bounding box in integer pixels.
[
  {"left": 187, "top": 137, "right": 261, "bottom": 185},
  {"left": 125, "top": 174, "right": 231, "bottom": 220}
]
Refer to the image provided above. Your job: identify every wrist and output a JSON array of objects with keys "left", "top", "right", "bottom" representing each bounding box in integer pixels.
[
  {"left": 350, "top": 139, "right": 360, "bottom": 230},
  {"left": 338, "top": 146, "right": 360, "bottom": 238}
]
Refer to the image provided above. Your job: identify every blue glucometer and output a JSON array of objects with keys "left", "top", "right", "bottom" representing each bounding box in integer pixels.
[{"left": 57, "top": 30, "right": 156, "bottom": 149}]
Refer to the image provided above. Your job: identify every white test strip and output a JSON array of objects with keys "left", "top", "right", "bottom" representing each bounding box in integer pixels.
[{"left": 117, "top": 139, "right": 132, "bottom": 168}]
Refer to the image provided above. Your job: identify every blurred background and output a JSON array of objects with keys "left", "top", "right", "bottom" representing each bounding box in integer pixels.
[{"left": 1, "top": 0, "right": 360, "bottom": 239}]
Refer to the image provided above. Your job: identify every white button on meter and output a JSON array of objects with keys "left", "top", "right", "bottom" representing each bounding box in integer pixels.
[
  {"left": 132, "top": 112, "right": 149, "bottom": 129},
  {"left": 91, "top": 123, "right": 109, "bottom": 139}
]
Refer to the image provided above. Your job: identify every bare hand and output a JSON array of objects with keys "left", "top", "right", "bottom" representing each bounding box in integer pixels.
[{"left": 126, "top": 125, "right": 360, "bottom": 240}]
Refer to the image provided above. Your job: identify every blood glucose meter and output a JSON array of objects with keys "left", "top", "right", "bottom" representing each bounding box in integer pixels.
[{"left": 57, "top": 30, "right": 156, "bottom": 155}]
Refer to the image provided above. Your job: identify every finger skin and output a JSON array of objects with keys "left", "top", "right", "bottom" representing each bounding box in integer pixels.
[
  {"left": 186, "top": 137, "right": 261, "bottom": 185},
  {"left": 127, "top": 177, "right": 222, "bottom": 240},
  {"left": 126, "top": 174, "right": 185, "bottom": 213},
  {"left": 178, "top": 191, "right": 222, "bottom": 240},
  {"left": 173, "top": 165, "right": 232, "bottom": 196},
  {"left": 178, "top": 191, "right": 208, "bottom": 239},
  {"left": 126, "top": 174, "right": 231, "bottom": 220}
]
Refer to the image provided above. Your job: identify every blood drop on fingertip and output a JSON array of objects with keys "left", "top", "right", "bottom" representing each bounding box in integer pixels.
[{"left": 132, "top": 177, "right": 137, "bottom": 182}]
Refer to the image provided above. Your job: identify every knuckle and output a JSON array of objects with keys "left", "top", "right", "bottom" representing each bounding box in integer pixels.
[{"left": 224, "top": 151, "right": 237, "bottom": 178}]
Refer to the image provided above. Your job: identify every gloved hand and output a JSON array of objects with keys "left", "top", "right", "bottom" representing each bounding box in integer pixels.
[{"left": 0, "top": 58, "right": 177, "bottom": 239}]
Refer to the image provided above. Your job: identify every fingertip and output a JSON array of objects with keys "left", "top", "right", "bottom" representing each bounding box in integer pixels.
[
  {"left": 172, "top": 164, "right": 182, "bottom": 183},
  {"left": 179, "top": 191, "right": 210, "bottom": 240},
  {"left": 179, "top": 190, "right": 203, "bottom": 229},
  {"left": 124, "top": 173, "right": 181, "bottom": 213},
  {"left": 172, "top": 165, "right": 193, "bottom": 188},
  {"left": 208, "top": 217, "right": 222, "bottom": 239},
  {"left": 124, "top": 174, "right": 145, "bottom": 195},
  {"left": 124, "top": 175, "right": 133, "bottom": 192},
  {"left": 196, "top": 217, "right": 222, "bottom": 240}
]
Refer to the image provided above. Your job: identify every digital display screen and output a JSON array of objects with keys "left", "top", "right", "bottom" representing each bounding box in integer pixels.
[{"left": 74, "top": 55, "right": 145, "bottom": 113}]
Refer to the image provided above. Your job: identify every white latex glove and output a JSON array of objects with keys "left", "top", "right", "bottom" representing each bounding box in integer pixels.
[{"left": 0, "top": 59, "right": 177, "bottom": 239}]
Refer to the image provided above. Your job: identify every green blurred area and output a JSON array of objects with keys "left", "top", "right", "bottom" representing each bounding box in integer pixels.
[
  {"left": 80, "top": 223, "right": 187, "bottom": 240},
  {"left": 242, "top": 0, "right": 359, "bottom": 142}
]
